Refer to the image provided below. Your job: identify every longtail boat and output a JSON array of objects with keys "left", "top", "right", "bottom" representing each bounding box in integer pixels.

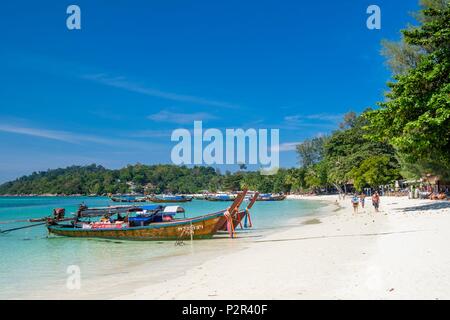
[
  {"left": 148, "top": 195, "right": 193, "bottom": 203},
  {"left": 45, "top": 192, "right": 247, "bottom": 241},
  {"left": 47, "top": 211, "right": 224, "bottom": 241},
  {"left": 0, "top": 190, "right": 254, "bottom": 241},
  {"left": 44, "top": 193, "right": 247, "bottom": 240}
]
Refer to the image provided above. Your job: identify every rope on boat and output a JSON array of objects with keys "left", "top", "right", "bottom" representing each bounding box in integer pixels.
[
  {"left": 243, "top": 192, "right": 257, "bottom": 229},
  {"left": 175, "top": 229, "right": 186, "bottom": 246},
  {"left": 243, "top": 209, "right": 253, "bottom": 228},
  {"left": 224, "top": 209, "right": 235, "bottom": 238},
  {"left": 0, "top": 219, "right": 33, "bottom": 225},
  {"left": 238, "top": 212, "right": 244, "bottom": 230}
]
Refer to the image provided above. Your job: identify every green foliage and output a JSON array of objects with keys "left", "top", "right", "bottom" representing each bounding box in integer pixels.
[
  {"left": 349, "top": 155, "right": 400, "bottom": 192},
  {"left": 0, "top": 164, "right": 220, "bottom": 195},
  {"left": 0, "top": 164, "right": 310, "bottom": 195},
  {"left": 283, "top": 168, "right": 306, "bottom": 192},
  {"left": 293, "top": 111, "right": 401, "bottom": 193},
  {"left": 304, "top": 162, "right": 329, "bottom": 192},
  {"left": 381, "top": 38, "right": 423, "bottom": 75},
  {"left": 366, "top": 4, "right": 450, "bottom": 178},
  {"left": 325, "top": 112, "right": 400, "bottom": 187},
  {"left": 296, "top": 136, "right": 327, "bottom": 168}
]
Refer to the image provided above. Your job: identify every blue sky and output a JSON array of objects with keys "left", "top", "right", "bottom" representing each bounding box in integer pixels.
[{"left": 0, "top": 1, "right": 420, "bottom": 182}]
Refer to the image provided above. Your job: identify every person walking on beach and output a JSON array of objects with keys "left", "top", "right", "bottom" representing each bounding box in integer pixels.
[
  {"left": 359, "top": 193, "right": 366, "bottom": 209},
  {"left": 372, "top": 191, "right": 380, "bottom": 212},
  {"left": 351, "top": 194, "right": 360, "bottom": 214}
]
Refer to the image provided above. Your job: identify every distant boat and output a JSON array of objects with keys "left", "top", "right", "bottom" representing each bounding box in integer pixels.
[
  {"left": 257, "top": 193, "right": 286, "bottom": 201},
  {"left": 205, "top": 193, "right": 237, "bottom": 202},
  {"left": 148, "top": 195, "right": 193, "bottom": 203},
  {"left": 192, "top": 194, "right": 208, "bottom": 200},
  {"left": 110, "top": 196, "right": 147, "bottom": 203}
]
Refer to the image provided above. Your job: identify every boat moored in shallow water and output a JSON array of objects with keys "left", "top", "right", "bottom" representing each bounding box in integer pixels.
[
  {"left": 47, "top": 210, "right": 224, "bottom": 240},
  {"left": 45, "top": 191, "right": 247, "bottom": 241}
]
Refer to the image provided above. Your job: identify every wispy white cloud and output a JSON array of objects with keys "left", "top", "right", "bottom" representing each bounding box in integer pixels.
[
  {"left": 147, "top": 110, "right": 217, "bottom": 124},
  {"left": 0, "top": 124, "right": 79, "bottom": 143},
  {"left": 277, "top": 113, "right": 344, "bottom": 132},
  {"left": 83, "top": 74, "right": 239, "bottom": 109},
  {"left": 270, "top": 142, "right": 300, "bottom": 153},
  {"left": 284, "top": 113, "right": 344, "bottom": 123},
  {"left": 126, "top": 129, "right": 173, "bottom": 138},
  {"left": 89, "top": 109, "right": 124, "bottom": 121},
  {"left": 0, "top": 123, "right": 161, "bottom": 150}
]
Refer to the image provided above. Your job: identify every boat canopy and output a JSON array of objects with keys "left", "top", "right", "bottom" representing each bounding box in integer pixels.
[
  {"left": 78, "top": 205, "right": 139, "bottom": 217},
  {"left": 76, "top": 204, "right": 163, "bottom": 218},
  {"left": 163, "top": 206, "right": 185, "bottom": 214}
]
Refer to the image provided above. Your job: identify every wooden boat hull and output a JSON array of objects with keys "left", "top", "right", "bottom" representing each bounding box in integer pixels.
[{"left": 47, "top": 211, "right": 226, "bottom": 241}]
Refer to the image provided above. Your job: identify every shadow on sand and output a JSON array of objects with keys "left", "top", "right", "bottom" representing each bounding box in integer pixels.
[
  {"left": 397, "top": 201, "right": 450, "bottom": 212},
  {"left": 254, "top": 229, "right": 427, "bottom": 244}
]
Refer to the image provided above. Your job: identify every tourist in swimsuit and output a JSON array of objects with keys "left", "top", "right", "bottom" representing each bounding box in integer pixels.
[
  {"left": 372, "top": 192, "right": 380, "bottom": 212},
  {"left": 351, "top": 194, "right": 359, "bottom": 214},
  {"left": 359, "top": 193, "right": 366, "bottom": 209}
]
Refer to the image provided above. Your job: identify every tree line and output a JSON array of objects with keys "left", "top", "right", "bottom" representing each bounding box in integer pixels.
[{"left": 0, "top": 163, "right": 331, "bottom": 195}]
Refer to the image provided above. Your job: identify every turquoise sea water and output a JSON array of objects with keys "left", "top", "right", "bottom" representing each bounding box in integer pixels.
[{"left": 0, "top": 197, "right": 326, "bottom": 299}]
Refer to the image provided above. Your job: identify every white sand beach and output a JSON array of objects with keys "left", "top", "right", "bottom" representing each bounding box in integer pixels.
[{"left": 118, "top": 195, "right": 450, "bottom": 300}]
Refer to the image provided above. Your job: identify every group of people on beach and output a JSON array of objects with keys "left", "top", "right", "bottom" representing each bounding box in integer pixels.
[{"left": 351, "top": 192, "right": 380, "bottom": 214}]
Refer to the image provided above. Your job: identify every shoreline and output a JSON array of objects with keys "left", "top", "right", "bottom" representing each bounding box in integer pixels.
[
  {"left": 6, "top": 195, "right": 450, "bottom": 299},
  {"left": 13, "top": 198, "right": 330, "bottom": 300},
  {"left": 115, "top": 195, "right": 450, "bottom": 300}
]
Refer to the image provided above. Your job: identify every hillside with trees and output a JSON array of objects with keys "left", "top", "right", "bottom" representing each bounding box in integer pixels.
[
  {"left": 0, "top": 163, "right": 311, "bottom": 195},
  {"left": 0, "top": 164, "right": 222, "bottom": 195}
]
